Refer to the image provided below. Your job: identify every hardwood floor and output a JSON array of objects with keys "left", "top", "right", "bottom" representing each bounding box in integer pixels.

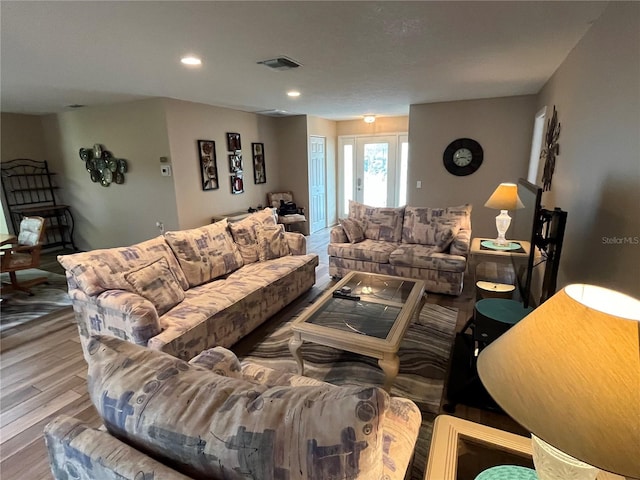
[{"left": 0, "top": 227, "right": 524, "bottom": 479}]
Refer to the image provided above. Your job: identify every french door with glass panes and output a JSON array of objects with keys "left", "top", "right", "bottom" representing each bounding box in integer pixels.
[{"left": 338, "top": 134, "right": 408, "bottom": 217}]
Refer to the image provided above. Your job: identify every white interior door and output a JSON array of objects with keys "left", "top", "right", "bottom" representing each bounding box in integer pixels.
[{"left": 309, "top": 136, "right": 327, "bottom": 233}]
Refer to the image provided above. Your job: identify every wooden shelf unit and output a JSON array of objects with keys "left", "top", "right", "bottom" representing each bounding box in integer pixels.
[{"left": 1, "top": 159, "right": 77, "bottom": 250}]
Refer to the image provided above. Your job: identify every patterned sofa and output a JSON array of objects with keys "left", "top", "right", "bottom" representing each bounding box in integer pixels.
[
  {"left": 45, "top": 336, "right": 422, "bottom": 480},
  {"left": 329, "top": 201, "right": 472, "bottom": 296},
  {"left": 58, "top": 208, "right": 318, "bottom": 361}
]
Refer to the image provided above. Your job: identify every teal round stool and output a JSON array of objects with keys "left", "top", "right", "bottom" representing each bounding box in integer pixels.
[
  {"left": 474, "top": 465, "right": 538, "bottom": 480},
  {"left": 473, "top": 299, "right": 534, "bottom": 346}
]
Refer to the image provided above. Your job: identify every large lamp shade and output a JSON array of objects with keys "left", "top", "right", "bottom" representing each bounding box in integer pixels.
[{"left": 477, "top": 284, "right": 640, "bottom": 478}]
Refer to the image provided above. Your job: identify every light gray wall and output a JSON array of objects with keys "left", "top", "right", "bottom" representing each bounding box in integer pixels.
[
  {"left": 0, "top": 112, "right": 50, "bottom": 234},
  {"left": 336, "top": 116, "right": 408, "bottom": 137},
  {"left": 274, "top": 115, "right": 310, "bottom": 235},
  {"left": 162, "top": 99, "right": 281, "bottom": 229},
  {"left": 535, "top": 2, "right": 640, "bottom": 297},
  {"left": 407, "top": 96, "right": 537, "bottom": 239},
  {"left": 40, "top": 99, "right": 179, "bottom": 249}
]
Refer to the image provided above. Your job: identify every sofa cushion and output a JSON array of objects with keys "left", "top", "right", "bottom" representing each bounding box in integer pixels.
[
  {"left": 402, "top": 205, "right": 471, "bottom": 244},
  {"left": 124, "top": 258, "right": 185, "bottom": 316},
  {"left": 164, "top": 219, "right": 244, "bottom": 288},
  {"left": 228, "top": 208, "right": 277, "bottom": 265},
  {"left": 349, "top": 200, "right": 404, "bottom": 242},
  {"left": 328, "top": 239, "right": 399, "bottom": 264},
  {"left": 256, "top": 224, "right": 290, "bottom": 261},
  {"left": 58, "top": 236, "right": 189, "bottom": 296},
  {"left": 339, "top": 217, "right": 365, "bottom": 243},
  {"left": 86, "top": 335, "right": 388, "bottom": 480},
  {"left": 389, "top": 245, "right": 467, "bottom": 272}
]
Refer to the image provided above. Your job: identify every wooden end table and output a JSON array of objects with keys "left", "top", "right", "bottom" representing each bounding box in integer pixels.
[{"left": 424, "top": 415, "right": 623, "bottom": 480}]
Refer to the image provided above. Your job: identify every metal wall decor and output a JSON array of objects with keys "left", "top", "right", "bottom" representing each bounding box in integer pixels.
[
  {"left": 226, "top": 132, "right": 244, "bottom": 194},
  {"left": 198, "top": 140, "right": 219, "bottom": 191},
  {"left": 79, "top": 144, "right": 127, "bottom": 186},
  {"left": 540, "top": 106, "right": 561, "bottom": 192},
  {"left": 252, "top": 142, "right": 266, "bottom": 184}
]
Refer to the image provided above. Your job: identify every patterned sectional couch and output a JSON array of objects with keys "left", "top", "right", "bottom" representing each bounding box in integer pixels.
[
  {"left": 329, "top": 201, "right": 472, "bottom": 296},
  {"left": 58, "top": 208, "right": 318, "bottom": 361},
  {"left": 45, "top": 335, "right": 422, "bottom": 480}
]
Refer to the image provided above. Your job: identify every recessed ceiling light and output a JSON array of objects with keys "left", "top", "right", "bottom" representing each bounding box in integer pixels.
[
  {"left": 181, "top": 56, "right": 202, "bottom": 66},
  {"left": 363, "top": 115, "right": 376, "bottom": 123},
  {"left": 287, "top": 90, "right": 301, "bottom": 97}
]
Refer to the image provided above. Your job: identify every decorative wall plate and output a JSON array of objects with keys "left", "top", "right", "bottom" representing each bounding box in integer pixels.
[{"left": 79, "top": 144, "right": 127, "bottom": 185}]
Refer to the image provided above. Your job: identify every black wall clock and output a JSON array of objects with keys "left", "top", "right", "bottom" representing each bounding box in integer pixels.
[{"left": 443, "top": 138, "right": 483, "bottom": 176}]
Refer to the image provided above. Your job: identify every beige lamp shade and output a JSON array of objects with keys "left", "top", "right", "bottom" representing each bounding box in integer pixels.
[
  {"left": 477, "top": 284, "right": 640, "bottom": 478},
  {"left": 484, "top": 182, "right": 525, "bottom": 210}
]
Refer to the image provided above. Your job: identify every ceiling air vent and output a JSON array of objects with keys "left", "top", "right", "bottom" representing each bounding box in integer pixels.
[{"left": 257, "top": 56, "right": 302, "bottom": 71}]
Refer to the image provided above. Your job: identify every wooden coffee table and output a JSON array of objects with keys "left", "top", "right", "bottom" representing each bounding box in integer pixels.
[{"left": 288, "top": 271, "right": 425, "bottom": 391}]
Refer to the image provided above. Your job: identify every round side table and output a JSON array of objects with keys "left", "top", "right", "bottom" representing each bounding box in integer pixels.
[
  {"left": 476, "top": 281, "right": 515, "bottom": 300},
  {"left": 475, "top": 465, "right": 538, "bottom": 480},
  {"left": 473, "top": 298, "right": 534, "bottom": 346}
]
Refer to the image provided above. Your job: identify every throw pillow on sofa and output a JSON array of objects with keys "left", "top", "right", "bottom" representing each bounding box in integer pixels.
[
  {"left": 164, "top": 219, "right": 244, "bottom": 288},
  {"left": 339, "top": 217, "right": 365, "bottom": 243},
  {"left": 348, "top": 200, "right": 404, "bottom": 242},
  {"left": 402, "top": 205, "right": 470, "bottom": 246},
  {"left": 228, "top": 207, "right": 277, "bottom": 264},
  {"left": 58, "top": 236, "right": 190, "bottom": 296},
  {"left": 124, "top": 257, "right": 185, "bottom": 315},
  {"left": 256, "top": 224, "right": 290, "bottom": 261},
  {"left": 428, "top": 218, "right": 461, "bottom": 252},
  {"left": 86, "top": 335, "right": 388, "bottom": 480}
]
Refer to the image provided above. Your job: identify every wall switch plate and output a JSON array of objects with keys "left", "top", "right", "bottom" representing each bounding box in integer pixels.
[
  {"left": 416, "top": 180, "right": 422, "bottom": 188},
  {"left": 160, "top": 165, "right": 172, "bottom": 176}
]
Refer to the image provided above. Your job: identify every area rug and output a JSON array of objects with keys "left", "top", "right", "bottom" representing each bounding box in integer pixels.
[
  {"left": 0, "top": 268, "right": 72, "bottom": 333},
  {"left": 240, "top": 302, "right": 458, "bottom": 480}
]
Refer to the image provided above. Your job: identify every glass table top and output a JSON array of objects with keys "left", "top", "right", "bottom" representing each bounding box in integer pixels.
[{"left": 303, "top": 273, "right": 417, "bottom": 339}]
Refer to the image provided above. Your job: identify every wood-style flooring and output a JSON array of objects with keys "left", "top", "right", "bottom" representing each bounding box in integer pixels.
[{"left": 0, "top": 227, "right": 524, "bottom": 479}]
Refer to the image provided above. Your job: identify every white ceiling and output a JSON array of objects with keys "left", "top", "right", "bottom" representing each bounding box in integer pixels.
[{"left": 1, "top": 1, "right": 608, "bottom": 121}]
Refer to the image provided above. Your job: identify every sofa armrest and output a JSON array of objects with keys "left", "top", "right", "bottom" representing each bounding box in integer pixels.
[
  {"left": 188, "top": 346, "right": 243, "bottom": 377},
  {"left": 450, "top": 228, "right": 471, "bottom": 256},
  {"left": 45, "top": 415, "right": 192, "bottom": 480},
  {"left": 70, "top": 288, "right": 161, "bottom": 357},
  {"left": 383, "top": 398, "right": 423, "bottom": 480},
  {"left": 284, "top": 231, "right": 306, "bottom": 255},
  {"left": 330, "top": 224, "right": 348, "bottom": 243}
]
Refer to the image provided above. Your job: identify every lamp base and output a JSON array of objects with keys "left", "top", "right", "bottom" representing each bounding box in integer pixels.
[
  {"left": 493, "top": 210, "right": 512, "bottom": 246},
  {"left": 531, "top": 435, "right": 599, "bottom": 480}
]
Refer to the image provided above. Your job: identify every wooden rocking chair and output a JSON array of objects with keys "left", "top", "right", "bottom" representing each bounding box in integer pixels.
[{"left": 1, "top": 216, "right": 48, "bottom": 295}]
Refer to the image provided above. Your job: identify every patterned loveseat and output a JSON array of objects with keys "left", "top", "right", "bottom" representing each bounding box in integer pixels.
[
  {"left": 58, "top": 208, "right": 318, "bottom": 361},
  {"left": 45, "top": 336, "right": 422, "bottom": 480},
  {"left": 329, "top": 201, "right": 472, "bottom": 296}
]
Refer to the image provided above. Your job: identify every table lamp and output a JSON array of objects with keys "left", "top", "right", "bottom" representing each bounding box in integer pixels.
[
  {"left": 484, "top": 182, "right": 524, "bottom": 246},
  {"left": 477, "top": 284, "right": 640, "bottom": 480}
]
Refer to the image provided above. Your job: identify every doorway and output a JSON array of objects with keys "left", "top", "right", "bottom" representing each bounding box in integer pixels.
[{"left": 338, "top": 134, "right": 408, "bottom": 217}]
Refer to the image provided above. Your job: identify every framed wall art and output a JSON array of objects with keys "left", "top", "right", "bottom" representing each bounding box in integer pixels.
[
  {"left": 252, "top": 142, "right": 266, "bottom": 184},
  {"left": 226, "top": 132, "right": 241, "bottom": 152},
  {"left": 228, "top": 152, "right": 243, "bottom": 173},
  {"left": 231, "top": 173, "right": 244, "bottom": 194},
  {"left": 197, "top": 140, "right": 219, "bottom": 191}
]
